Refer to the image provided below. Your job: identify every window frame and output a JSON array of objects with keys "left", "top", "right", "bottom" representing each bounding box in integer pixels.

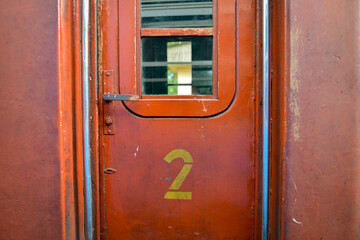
[{"left": 118, "top": 0, "right": 236, "bottom": 117}]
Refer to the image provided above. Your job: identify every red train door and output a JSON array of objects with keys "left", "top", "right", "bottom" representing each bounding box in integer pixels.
[{"left": 99, "top": 0, "right": 258, "bottom": 239}]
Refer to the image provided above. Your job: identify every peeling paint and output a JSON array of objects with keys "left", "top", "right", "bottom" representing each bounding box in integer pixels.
[
  {"left": 201, "top": 100, "right": 208, "bottom": 113},
  {"left": 134, "top": 145, "right": 140, "bottom": 158},
  {"left": 199, "top": 125, "right": 205, "bottom": 141},
  {"left": 290, "top": 28, "right": 301, "bottom": 141}
]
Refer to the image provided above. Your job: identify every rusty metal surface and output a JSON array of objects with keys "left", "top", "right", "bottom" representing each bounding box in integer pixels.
[
  {"left": 58, "top": 0, "right": 85, "bottom": 239},
  {"left": 103, "top": 70, "right": 116, "bottom": 135},
  {"left": 0, "top": 1, "right": 62, "bottom": 239},
  {"left": 282, "top": 0, "right": 360, "bottom": 239}
]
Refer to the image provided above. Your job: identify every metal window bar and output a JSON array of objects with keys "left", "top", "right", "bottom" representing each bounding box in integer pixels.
[
  {"left": 262, "top": 0, "right": 270, "bottom": 238},
  {"left": 82, "top": 0, "right": 93, "bottom": 239},
  {"left": 142, "top": 61, "right": 212, "bottom": 67},
  {"left": 143, "top": 77, "right": 212, "bottom": 82}
]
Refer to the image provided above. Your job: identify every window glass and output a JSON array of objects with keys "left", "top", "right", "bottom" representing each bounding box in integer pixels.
[
  {"left": 141, "top": 37, "right": 213, "bottom": 95},
  {"left": 141, "top": 0, "right": 213, "bottom": 28}
]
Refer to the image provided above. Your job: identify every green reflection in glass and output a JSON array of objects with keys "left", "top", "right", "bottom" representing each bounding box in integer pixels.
[{"left": 167, "top": 41, "right": 192, "bottom": 95}]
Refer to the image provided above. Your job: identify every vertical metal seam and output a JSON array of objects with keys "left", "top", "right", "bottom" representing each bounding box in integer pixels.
[
  {"left": 83, "top": 0, "right": 93, "bottom": 239},
  {"left": 262, "top": 0, "right": 270, "bottom": 238}
]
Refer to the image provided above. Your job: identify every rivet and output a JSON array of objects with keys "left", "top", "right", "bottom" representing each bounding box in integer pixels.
[{"left": 105, "top": 117, "right": 113, "bottom": 125}]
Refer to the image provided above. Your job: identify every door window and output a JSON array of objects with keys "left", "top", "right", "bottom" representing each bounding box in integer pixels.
[
  {"left": 118, "top": 0, "right": 236, "bottom": 117},
  {"left": 141, "top": 37, "right": 213, "bottom": 95},
  {"left": 141, "top": 0, "right": 213, "bottom": 28}
]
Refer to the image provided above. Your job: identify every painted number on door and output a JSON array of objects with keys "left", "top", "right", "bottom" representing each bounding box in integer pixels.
[{"left": 164, "top": 149, "right": 193, "bottom": 200}]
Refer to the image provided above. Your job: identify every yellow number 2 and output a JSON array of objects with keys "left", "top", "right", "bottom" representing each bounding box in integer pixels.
[{"left": 164, "top": 149, "right": 193, "bottom": 200}]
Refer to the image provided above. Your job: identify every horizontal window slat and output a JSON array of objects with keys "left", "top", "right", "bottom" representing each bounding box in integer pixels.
[
  {"left": 142, "top": 61, "right": 213, "bottom": 67},
  {"left": 142, "top": 7, "right": 212, "bottom": 18},
  {"left": 143, "top": 77, "right": 212, "bottom": 82},
  {"left": 142, "top": 20, "right": 213, "bottom": 28}
]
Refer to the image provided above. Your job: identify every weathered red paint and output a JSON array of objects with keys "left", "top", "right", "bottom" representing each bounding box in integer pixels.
[
  {"left": 284, "top": 0, "right": 360, "bottom": 239},
  {"left": 271, "top": 0, "right": 360, "bottom": 239},
  {"left": 98, "top": 0, "right": 260, "bottom": 239},
  {"left": 0, "top": 0, "right": 62, "bottom": 239},
  {"left": 116, "top": 0, "right": 236, "bottom": 117},
  {"left": 141, "top": 28, "right": 213, "bottom": 37},
  {"left": 270, "top": 0, "right": 288, "bottom": 238},
  {"left": 58, "top": 0, "right": 87, "bottom": 239},
  {"left": 58, "top": 0, "right": 77, "bottom": 238},
  {"left": 2, "top": 0, "right": 358, "bottom": 239}
]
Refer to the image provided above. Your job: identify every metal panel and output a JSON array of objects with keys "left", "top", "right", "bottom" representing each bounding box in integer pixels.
[
  {"left": 281, "top": 0, "right": 360, "bottom": 239},
  {"left": 99, "top": 0, "right": 258, "bottom": 238},
  {"left": 0, "top": 0, "right": 62, "bottom": 239}
]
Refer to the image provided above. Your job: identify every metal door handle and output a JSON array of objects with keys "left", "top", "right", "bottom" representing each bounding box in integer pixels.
[{"left": 103, "top": 94, "right": 139, "bottom": 101}]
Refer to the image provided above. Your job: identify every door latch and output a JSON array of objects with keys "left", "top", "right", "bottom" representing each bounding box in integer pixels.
[
  {"left": 103, "top": 70, "right": 140, "bottom": 135},
  {"left": 103, "top": 94, "right": 139, "bottom": 101}
]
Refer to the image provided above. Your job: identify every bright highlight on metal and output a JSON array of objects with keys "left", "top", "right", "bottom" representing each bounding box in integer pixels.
[
  {"left": 262, "top": 0, "right": 270, "bottom": 238},
  {"left": 82, "top": 0, "right": 93, "bottom": 239}
]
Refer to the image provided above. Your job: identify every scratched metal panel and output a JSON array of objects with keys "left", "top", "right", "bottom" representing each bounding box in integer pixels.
[
  {"left": 0, "top": 1, "right": 61, "bottom": 239},
  {"left": 284, "top": 0, "right": 360, "bottom": 239}
]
